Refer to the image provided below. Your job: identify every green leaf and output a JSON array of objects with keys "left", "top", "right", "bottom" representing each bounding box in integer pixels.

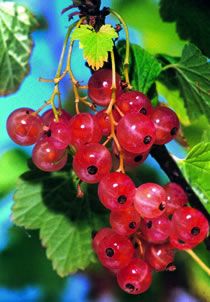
[
  {"left": 179, "top": 143, "right": 210, "bottom": 213},
  {"left": 0, "top": 2, "right": 38, "bottom": 96},
  {"left": 117, "top": 42, "right": 162, "bottom": 101},
  {"left": 162, "top": 43, "right": 210, "bottom": 121},
  {"left": 159, "top": 0, "right": 210, "bottom": 57},
  {"left": 12, "top": 166, "right": 108, "bottom": 277},
  {"left": 71, "top": 24, "right": 118, "bottom": 70},
  {"left": 182, "top": 115, "right": 210, "bottom": 148},
  {"left": 0, "top": 149, "right": 28, "bottom": 198},
  {"left": 156, "top": 82, "right": 190, "bottom": 126}
]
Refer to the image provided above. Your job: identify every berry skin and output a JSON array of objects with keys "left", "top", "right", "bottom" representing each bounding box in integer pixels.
[
  {"left": 151, "top": 106, "right": 180, "bottom": 145},
  {"left": 50, "top": 120, "right": 70, "bottom": 150},
  {"left": 95, "top": 110, "right": 111, "bottom": 137},
  {"left": 42, "top": 109, "right": 71, "bottom": 126},
  {"left": 73, "top": 143, "right": 112, "bottom": 184},
  {"left": 116, "top": 91, "right": 152, "bottom": 116},
  {"left": 32, "top": 137, "right": 67, "bottom": 172},
  {"left": 116, "top": 113, "right": 156, "bottom": 153},
  {"left": 110, "top": 206, "right": 141, "bottom": 236},
  {"left": 88, "top": 69, "right": 122, "bottom": 106},
  {"left": 7, "top": 108, "right": 43, "bottom": 146},
  {"left": 117, "top": 258, "right": 152, "bottom": 295},
  {"left": 98, "top": 172, "right": 136, "bottom": 210},
  {"left": 97, "top": 232, "right": 135, "bottom": 270},
  {"left": 145, "top": 244, "right": 175, "bottom": 272},
  {"left": 92, "top": 228, "right": 114, "bottom": 253},
  {"left": 69, "top": 113, "right": 102, "bottom": 149},
  {"left": 170, "top": 207, "right": 209, "bottom": 249},
  {"left": 164, "top": 182, "right": 188, "bottom": 216},
  {"left": 134, "top": 183, "right": 167, "bottom": 218},
  {"left": 139, "top": 215, "right": 171, "bottom": 244}
]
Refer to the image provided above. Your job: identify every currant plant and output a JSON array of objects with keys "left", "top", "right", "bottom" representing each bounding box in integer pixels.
[{"left": 1, "top": 0, "right": 210, "bottom": 296}]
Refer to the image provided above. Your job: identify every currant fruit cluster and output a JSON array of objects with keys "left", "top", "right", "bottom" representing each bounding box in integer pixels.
[{"left": 6, "top": 68, "right": 209, "bottom": 295}]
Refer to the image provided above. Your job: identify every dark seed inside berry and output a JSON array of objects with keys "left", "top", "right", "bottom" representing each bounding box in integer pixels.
[
  {"left": 144, "top": 136, "right": 152, "bottom": 145},
  {"left": 125, "top": 283, "right": 135, "bottom": 292},
  {"left": 140, "top": 108, "right": 147, "bottom": 115},
  {"left": 26, "top": 110, "right": 30, "bottom": 115},
  {"left": 129, "top": 222, "right": 136, "bottom": 229},
  {"left": 46, "top": 130, "right": 52, "bottom": 137},
  {"left": 134, "top": 155, "right": 143, "bottom": 162},
  {"left": 105, "top": 248, "right": 114, "bottom": 257},
  {"left": 170, "top": 127, "right": 178, "bottom": 136},
  {"left": 87, "top": 165, "right": 98, "bottom": 175},
  {"left": 117, "top": 195, "right": 127, "bottom": 204},
  {"left": 168, "top": 214, "right": 173, "bottom": 220},
  {"left": 146, "top": 221, "right": 153, "bottom": 229},
  {"left": 178, "top": 239, "right": 185, "bottom": 244},
  {"left": 159, "top": 202, "right": 166, "bottom": 211},
  {"left": 191, "top": 227, "right": 200, "bottom": 236}
]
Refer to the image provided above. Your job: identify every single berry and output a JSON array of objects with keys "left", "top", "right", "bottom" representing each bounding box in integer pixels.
[
  {"left": 164, "top": 182, "right": 188, "bottom": 215},
  {"left": 73, "top": 143, "right": 112, "bottom": 184},
  {"left": 134, "top": 183, "right": 167, "bottom": 218},
  {"left": 7, "top": 108, "right": 43, "bottom": 146},
  {"left": 42, "top": 109, "right": 71, "bottom": 126},
  {"left": 50, "top": 120, "right": 70, "bottom": 150},
  {"left": 98, "top": 172, "right": 136, "bottom": 210},
  {"left": 116, "top": 113, "right": 156, "bottom": 153},
  {"left": 92, "top": 228, "right": 114, "bottom": 253},
  {"left": 95, "top": 110, "right": 111, "bottom": 137},
  {"left": 88, "top": 69, "right": 122, "bottom": 106},
  {"left": 117, "top": 258, "right": 152, "bottom": 295},
  {"left": 145, "top": 244, "right": 175, "bottom": 272}
]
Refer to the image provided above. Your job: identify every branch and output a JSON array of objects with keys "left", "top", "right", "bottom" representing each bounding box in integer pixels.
[{"left": 150, "top": 145, "right": 210, "bottom": 250}]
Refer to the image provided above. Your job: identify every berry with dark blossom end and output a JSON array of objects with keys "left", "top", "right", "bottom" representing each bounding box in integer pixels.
[
  {"left": 110, "top": 206, "right": 141, "bottom": 236},
  {"left": 151, "top": 105, "right": 180, "bottom": 145},
  {"left": 116, "top": 113, "right": 156, "bottom": 153},
  {"left": 169, "top": 207, "right": 209, "bottom": 249},
  {"left": 88, "top": 69, "right": 122, "bottom": 107},
  {"left": 7, "top": 108, "right": 43, "bottom": 146},
  {"left": 116, "top": 91, "right": 153, "bottom": 116},
  {"left": 139, "top": 215, "right": 172, "bottom": 244},
  {"left": 134, "top": 183, "right": 167, "bottom": 218},
  {"left": 97, "top": 232, "right": 135, "bottom": 270},
  {"left": 98, "top": 172, "right": 136, "bottom": 210},
  {"left": 117, "top": 258, "right": 152, "bottom": 295},
  {"left": 73, "top": 143, "right": 112, "bottom": 184},
  {"left": 32, "top": 137, "right": 67, "bottom": 172},
  {"left": 92, "top": 228, "right": 114, "bottom": 253},
  {"left": 145, "top": 244, "right": 175, "bottom": 272}
]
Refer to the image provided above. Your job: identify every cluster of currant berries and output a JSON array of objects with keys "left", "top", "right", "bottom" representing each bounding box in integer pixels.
[
  {"left": 6, "top": 68, "right": 209, "bottom": 295},
  {"left": 93, "top": 181, "right": 209, "bottom": 295}
]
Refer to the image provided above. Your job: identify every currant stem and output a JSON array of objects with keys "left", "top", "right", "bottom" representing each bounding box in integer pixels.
[
  {"left": 110, "top": 9, "right": 132, "bottom": 89},
  {"left": 35, "top": 100, "right": 51, "bottom": 114},
  {"left": 185, "top": 249, "right": 210, "bottom": 276}
]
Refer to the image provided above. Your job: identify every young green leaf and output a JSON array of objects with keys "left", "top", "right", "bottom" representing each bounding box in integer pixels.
[
  {"left": 117, "top": 42, "right": 162, "bottom": 103},
  {"left": 71, "top": 24, "right": 118, "bottom": 70},
  {"left": 179, "top": 143, "right": 210, "bottom": 213},
  {"left": 162, "top": 43, "right": 210, "bottom": 121},
  {"left": 12, "top": 166, "right": 108, "bottom": 277},
  {"left": 0, "top": 2, "right": 38, "bottom": 96}
]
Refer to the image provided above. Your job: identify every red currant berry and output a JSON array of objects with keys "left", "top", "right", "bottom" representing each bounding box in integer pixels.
[
  {"left": 95, "top": 110, "right": 111, "bottom": 137},
  {"left": 116, "top": 113, "right": 156, "bottom": 153},
  {"left": 117, "top": 258, "right": 152, "bottom": 295},
  {"left": 69, "top": 113, "right": 102, "bottom": 149},
  {"left": 88, "top": 69, "right": 122, "bottom": 106},
  {"left": 139, "top": 215, "right": 171, "bottom": 244},
  {"left": 97, "top": 232, "right": 134, "bottom": 270},
  {"left": 92, "top": 228, "right": 114, "bottom": 253},
  {"left": 7, "top": 108, "right": 43, "bottom": 146},
  {"left": 50, "top": 120, "right": 70, "bottom": 150},
  {"left": 145, "top": 244, "right": 175, "bottom": 272},
  {"left": 110, "top": 206, "right": 141, "bottom": 236},
  {"left": 116, "top": 91, "right": 152, "bottom": 116},
  {"left": 73, "top": 143, "right": 112, "bottom": 184},
  {"left": 170, "top": 207, "right": 209, "bottom": 249},
  {"left": 164, "top": 182, "right": 188, "bottom": 216},
  {"left": 134, "top": 183, "right": 167, "bottom": 218},
  {"left": 42, "top": 109, "right": 71, "bottom": 126},
  {"left": 98, "top": 172, "right": 136, "bottom": 210},
  {"left": 151, "top": 106, "right": 180, "bottom": 145},
  {"left": 32, "top": 137, "right": 67, "bottom": 172}
]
